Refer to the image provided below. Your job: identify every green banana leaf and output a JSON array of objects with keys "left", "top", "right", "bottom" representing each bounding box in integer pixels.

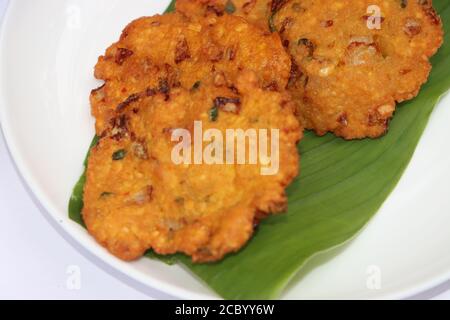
[{"left": 69, "top": 0, "right": 450, "bottom": 299}]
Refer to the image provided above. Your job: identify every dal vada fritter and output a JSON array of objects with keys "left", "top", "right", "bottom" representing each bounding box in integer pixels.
[
  {"left": 83, "top": 73, "right": 302, "bottom": 262},
  {"left": 91, "top": 12, "right": 291, "bottom": 134},
  {"left": 274, "top": 0, "right": 443, "bottom": 139}
]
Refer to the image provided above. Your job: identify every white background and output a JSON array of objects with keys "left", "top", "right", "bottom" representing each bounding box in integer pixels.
[{"left": 0, "top": 0, "right": 449, "bottom": 300}]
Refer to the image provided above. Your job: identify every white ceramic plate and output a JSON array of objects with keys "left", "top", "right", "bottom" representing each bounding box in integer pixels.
[{"left": 1, "top": 0, "right": 450, "bottom": 300}]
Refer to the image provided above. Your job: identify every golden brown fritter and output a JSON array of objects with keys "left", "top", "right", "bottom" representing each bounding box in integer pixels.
[
  {"left": 175, "top": 0, "right": 276, "bottom": 31},
  {"left": 91, "top": 12, "right": 291, "bottom": 134},
  {"left": 83, "top": 72, "right": 302, "bottom": 263},
  {"left": 274, "top": 0, "right": 443, "bottom": 139}
]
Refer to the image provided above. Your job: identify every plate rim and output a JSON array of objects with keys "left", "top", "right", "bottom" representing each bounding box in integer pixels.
[{"left": 0, "top": 0, "right": 449, "bottom": 300}]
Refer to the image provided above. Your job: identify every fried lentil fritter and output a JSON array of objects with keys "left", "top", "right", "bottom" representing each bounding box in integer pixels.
[
  {"left": 274, "top": 0, "right": 443, "bottom": 139},
  {"left": 83, "top": 72, "right": 302, "bottom": 262},
  {"left": 175, "top": 0, "right": 277, "bottom": 31},
  {"left": 91, "top": 12, "right": 291, "bottom": 134}
]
